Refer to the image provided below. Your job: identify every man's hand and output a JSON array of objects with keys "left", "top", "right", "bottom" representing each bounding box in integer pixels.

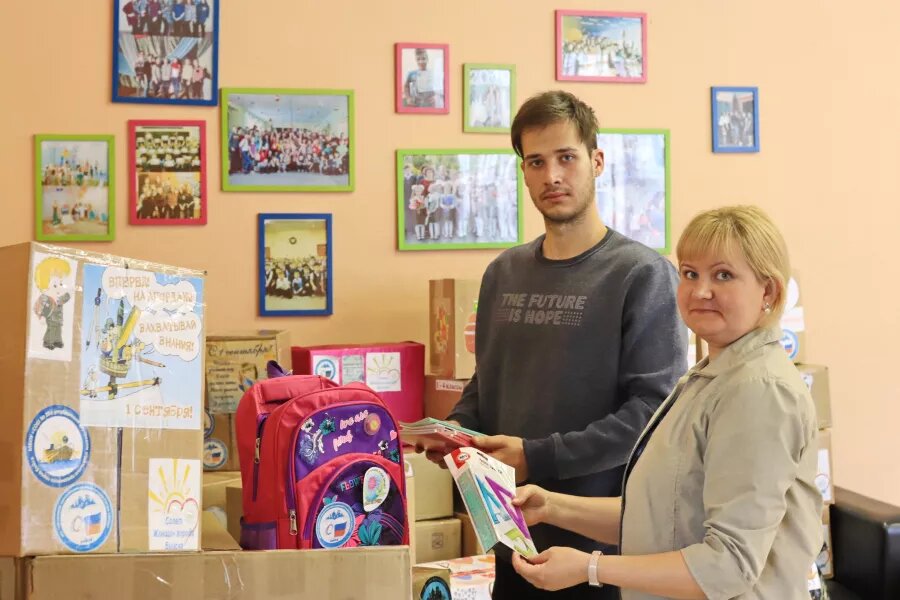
[
  {"left": 512, "top": 547, "right": 591, "bottom": 591},
  {"left": 473, "top": 435, "right": 528, "bottom": 483}
]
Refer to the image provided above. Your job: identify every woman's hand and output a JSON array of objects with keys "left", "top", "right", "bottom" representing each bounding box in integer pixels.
[
  {"left": 512, "top": 547, "right": 591, "bottom": 591},
  {"left": 512, "top": 484, "right": 552, "bottom": 526}
]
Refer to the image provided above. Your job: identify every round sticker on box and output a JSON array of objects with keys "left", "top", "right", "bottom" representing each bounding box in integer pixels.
[
  {"left": 363, "top": 467, "right": 389, "bottom": 512},
  {"left": 315, "top": 501, "right": 355, "bottom": 548},
  {"left": 203, "top": 409, "right": 215, "bottom": 438},
  {"left": 25, "top": 405, "right": 91, "bottom": 487},
  {"left": 780, "top": 330, "right": 799, "bottom": 360},
  {"left": 314, "top": 357, "right": 338, "bottom": 381},
  {"left": 420, "top": 577, "right": 451, "bottom": 600},
  {"left": 53, "top": 483, "right": 112, "bottom": 552},
  {"left": 203, "top": 439, "right": 228, "bottom": 469}
]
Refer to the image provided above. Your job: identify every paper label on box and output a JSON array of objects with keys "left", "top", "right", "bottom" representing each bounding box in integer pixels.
[
  {"left": 366, "top": 352, "right": 402, "bottom": 392},
  {"left": 25, "top": 404, "right": 91, "bottom": 487},
  {"left": 779, "top": 329, "right": 800, "bottom": 360},
  {"left": 341, "top": 354, "right": 365, "bottom": 384},
  {"left": 206, "top": 339, "right": 277, "bottom": 413},
  {"left": 816, "top": 448, "right": 832, "bottom": 502},
  {"left": 148, "top": 458, "right": 201, "bottom": 551},
  {"left": 27, "top": 252, "right": 78, "bottom": 362},
  {"left": 203, "top": 438, "right": 228, "bottom": 469},
  {"left": 436, "top": 379, "right": 466, "bottom": 393},
  {"left": 313, "top": 355, "right": 341, "bottom": 384},
  {"left": 78, "top": 264, "right": 203, "bottom": 430},
  {"left": 53, "top": 483, "right": 113, "bottom": 552}
]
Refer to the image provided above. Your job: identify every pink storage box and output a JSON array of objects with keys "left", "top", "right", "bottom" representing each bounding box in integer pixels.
[{"left": 291, "top": 341, "right": 425, "bottom": 423}]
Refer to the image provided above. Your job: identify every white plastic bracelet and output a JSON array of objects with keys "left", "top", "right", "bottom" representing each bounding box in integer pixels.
[{"left": 588, "top": 550, "right": 604, "bottom": 587}]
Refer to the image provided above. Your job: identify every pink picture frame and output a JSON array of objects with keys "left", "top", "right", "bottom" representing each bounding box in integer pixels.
[
  {"left": 128, "top": 119, "right": 207, "bottom": 225},
  {"left": 555, "top": 10, "right": 647, "bottom": 83},
  {"left": 395, "top": 42, "right": 450, "bottom": 114}
]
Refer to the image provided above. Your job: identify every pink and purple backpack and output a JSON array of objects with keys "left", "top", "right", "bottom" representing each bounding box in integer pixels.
[{"left": 235, "top": 361, "right": 409, "bottom": 550}]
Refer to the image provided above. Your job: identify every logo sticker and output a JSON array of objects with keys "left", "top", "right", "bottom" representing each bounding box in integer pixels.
[
  {"left": 148, "top": 458, "right": 201, "bottom": 551},
  {"left": 420, "top": 577, "right": 451, "bottom": 600},
  {"left": 26, "top": 405, "right": 91, "bottom": 487},
  {"left": 780, "top": 330, "right": 799, "bottom": 360},
  {"left": 54, "top": 483, "right": 113, "bottom": 552},
  {"left": 315, "top": 501, "right": 355, "bottom": 548},
  {"left": 202, "top": 439, "right": 228, "bottom": 469},
  {"left": 313, "top": 356, "right": 340, "bottom": 384},
  {"left": 363, "top": 467, "right": 390, "bottom": 512},
  {"left": 203, "top": 408, "right": 215, "bottom": 438}
]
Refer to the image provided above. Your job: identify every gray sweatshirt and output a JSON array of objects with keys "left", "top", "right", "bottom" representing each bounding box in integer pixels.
[{"left": 448, "top": 229, "right": 687, "bottom": 554}]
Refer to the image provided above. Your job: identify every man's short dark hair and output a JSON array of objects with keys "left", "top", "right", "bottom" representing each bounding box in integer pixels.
[{"left": 510, "top": 90, "right": 599, "bottom": 158}]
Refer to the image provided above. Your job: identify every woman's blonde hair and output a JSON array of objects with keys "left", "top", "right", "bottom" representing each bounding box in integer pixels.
[{"left": 676, "top": 205, "right": 790, "bottom": 326}]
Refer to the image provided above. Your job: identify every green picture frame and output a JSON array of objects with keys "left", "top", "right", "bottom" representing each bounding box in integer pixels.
[
  {"left": 221, "top": 87, "right": 355, "bottom": 193},
  {"left": 595, "top": 128, "right": 671, "bottom": 255},
  {"left": 35, "top": 134, "right": 116, "bottom": 242},
  {"left": 397, "top": 148, "right": 524, "bottom": 251},
  {"left": 462, "top": 64, "right": 516, "bottom": 134}
]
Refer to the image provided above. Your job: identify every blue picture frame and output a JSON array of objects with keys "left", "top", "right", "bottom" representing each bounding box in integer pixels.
[
  {"left": 711, "top": 86, "right": 759, "bottom": 153},
  {"left": 112, "top": 0, "right": 220, "bottom": 106},
  {"left": 258, "top": 213, "right": 333, "bottom": 317}
]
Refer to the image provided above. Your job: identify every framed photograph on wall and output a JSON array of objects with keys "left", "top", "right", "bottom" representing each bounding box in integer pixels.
[
  {"left": 711, "top": 86, "right": 760, "bottom": 153},
  {"left": 258, "top": 213, "right": 333, "bottom": 317},
  {"left": 128, "top": 120, "right": 206, "bottom": 225},
  {"left": 594, "top": 129, "right": 670, "bottom": 254},
  {"left": 222, "top": 88, "right": 354, "bottom": 192},
  {"left": 463, "top": 64, "right": 516, "bottom": 133},
  {"left": 395, "top": 43, "right": 449, "bottom": 114},
  {"left": 556, "top": 10, "right": 647, "bottom": 83},
  {"left": 112, "top": 0, "right": 219, "bottom": 105},
  {"left": 35, "top": 135, "right": 115, "bottom": 242},
  {"left": 397, "top": 149, "right": 522, "bottom": 251}
]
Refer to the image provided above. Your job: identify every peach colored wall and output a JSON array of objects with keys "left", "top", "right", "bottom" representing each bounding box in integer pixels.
[{"left": 2, "top": 1, "right": 897, "bottom": 505}]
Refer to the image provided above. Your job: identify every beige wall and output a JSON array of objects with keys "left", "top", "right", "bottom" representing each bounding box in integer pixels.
[{"left": 2, "top": 1, "right": 897, "bottom": 505}]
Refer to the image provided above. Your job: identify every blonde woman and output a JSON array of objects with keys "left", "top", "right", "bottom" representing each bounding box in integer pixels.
[{"left": 512, "top": 206, "right": 822, "bottom": 599}]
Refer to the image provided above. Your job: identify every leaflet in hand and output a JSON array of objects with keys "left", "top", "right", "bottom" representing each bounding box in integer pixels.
[
  {"left": 444, "top": 447, "right": 538, "bottom": 559},
  {"left": 398, "top": 418, "right": 480, "bottom": 452}
]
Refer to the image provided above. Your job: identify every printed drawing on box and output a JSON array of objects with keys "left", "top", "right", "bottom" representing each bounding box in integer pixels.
[
  {"left": 28, "top": 253, "right": 78, "bottom": 362},
  {"left": 78, "top": 264, "right": 204, "bottom": 430}
]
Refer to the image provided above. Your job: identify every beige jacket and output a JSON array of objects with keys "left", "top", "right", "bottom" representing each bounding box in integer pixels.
[{"left": 620, "top": 327, "right": 823, "bottom": 600}]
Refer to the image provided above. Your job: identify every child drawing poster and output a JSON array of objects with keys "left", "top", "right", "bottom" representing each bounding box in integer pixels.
[
  {"left": 28, "top": 252, "right": 79, "bottom": 362},
  {"left": 79, "top": 264, "right": 204, "bottom": 430}
]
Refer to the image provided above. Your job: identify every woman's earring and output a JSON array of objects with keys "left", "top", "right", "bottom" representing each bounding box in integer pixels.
[{"left": 763, "top": 302, "right": 772, "bottom": 314}]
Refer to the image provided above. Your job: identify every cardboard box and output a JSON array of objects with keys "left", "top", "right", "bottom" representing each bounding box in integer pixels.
[
  {"left": 796, "top": 364, "right": 832, "bottom": 430},
  {"left": 0, "top": 242, "right": 204, "bottom": 556},
  {"left": 225, "top": 482, "right": 243, "bottom": 546},
  {"left": 816, "top": 429, "right": 834, "bottom": 505},
  {"left": 406, "top": 456, "right": 417, "bottom": 564},
  {"left": 292, "top": 341, "right": 425, "bottom": 423},
  {"left": 429, "top": 279, "right": 480, "bottom": 379},
  {"left": 404, "top": 449, "right": 454, "bottom": 521},
  {"left": 424, "top": 376, "right": 468, "bottom": 421},
  {"left": 0, "top": 547, "right": 411, "bottom": 600},
  {"left": 203, "top": 411, "right": 239, "bottom": 471},
  {"left": 817, "top": 508, "right": 833, "bottom": 579},
  {"left": 412, "top": 564, "right": 452, "bottom": 600},
  {"left": 687, "top": 332, "right": 708, "bottom": 369},
  {"left": 202, "top": 470, "right": 241, "bottom": 511},
  {"left": 456, "top": 511, "right": 485, "bottom": 557},
  {"left": 415, "top": 518, "right": 462, "bottom": 563},
  {"left": 200, "top": 510, "right": 241, "bottom": 551},
  {"left": 205, "top": 331, "right": 291, "bottom": 415}
]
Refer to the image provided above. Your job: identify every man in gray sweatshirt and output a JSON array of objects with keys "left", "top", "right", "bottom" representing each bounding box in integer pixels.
[{"left": 445, "top": 91, "right": 687, "bottom": 599}]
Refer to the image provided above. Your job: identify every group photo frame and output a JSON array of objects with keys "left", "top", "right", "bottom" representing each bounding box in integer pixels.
[
  {"left": 556, "top": 10, "right": 647, "bottom": 83},
  {"left": 595, "top": 128, "right": 670, "bottom": 254},
  {"left": 128, "top": 120, "right": 207, "bottom": 225},
  {"left": 711, "top": 86, "right": 760, "bottom": 153},
  {"left": 395, "top": 43, "right": 450, "bottom": 114},
  {"left": 257, "top": 213, "right": 333, "bottom": 317},
  {"left": 222, "top": 88, "right": 355, "bottom": 192},
  {"left": 463, "top": 63, "right": 516, "bottom": 133},
  {"left": 35, "top": 134, "right": 115, "bottom": 243},
  {"left": 397, "top": 149, "right": 523, "bottom": 251},
  {"left": 112, "top": 0, "right": 220, "bottom": 106}
]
